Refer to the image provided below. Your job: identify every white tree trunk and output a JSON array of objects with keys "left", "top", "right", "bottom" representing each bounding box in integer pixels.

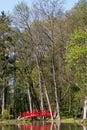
[
  {"left": 83, "top": 125, "right": 87, "bottom": 130},
  {"left": 53, "top": 64, "right": 60, "bottom": 121},
  {"left": 35, "top": 54, "right": 53, "bottom": 120},
  {"left": 39, "top": 71, "right": 44, "bottom": 110},
  {"left": 83, "top": 98, "right": 87, "bottom": 119},
  {"left": 43, "top": 78, "right": 53, "bottom": 121},
  {"left": 27, "top": 88, "right": 32, "bottom": 111}
]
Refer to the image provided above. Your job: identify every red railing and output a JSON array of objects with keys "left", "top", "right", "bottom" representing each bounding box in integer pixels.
[{"left": 20, "top": 110, "right": 54, "bottom": 119}]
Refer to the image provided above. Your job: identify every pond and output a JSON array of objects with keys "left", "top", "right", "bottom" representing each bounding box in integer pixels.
[{"left": 0, "top": 122, "right": 85, "bottom": 130}]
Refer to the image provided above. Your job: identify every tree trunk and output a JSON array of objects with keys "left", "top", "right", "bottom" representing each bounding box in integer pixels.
[
  {"left": 52, "top": 60, "right": 60, "bottom": 121},
  {"left": 50, "top": 14, "right": 60, "bottom": 121},
  {"left": 35, "top": 54, "right": 44, "bottom": 110},
  {"left": 2, "top": 88, "right": 5, "bottom": 115},
  {"left": 83, "top": 97, "right": 87, "bottom": 119},
  {"left": 42, "top": 72, "right": 53, "bottom": 121},
  {"left": 35, "top": 54, "right": 53, "bottom": 120},
  {"left": 52, "top": 42, "right": 60, "bottom": 121},
  {"left": 39, "top": 71, "right": 44, "bottom": 110},
  {"left": 27, "top": 88, "right": 32, "bottom": 111}
]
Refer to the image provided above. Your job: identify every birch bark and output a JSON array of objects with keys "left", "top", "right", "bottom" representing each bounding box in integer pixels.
[
  {"left": 27, "top": 88, "right": 32, "bottom": 111},
  {"left": 83, "top": 98, "right": 87, "bottom": 119}
]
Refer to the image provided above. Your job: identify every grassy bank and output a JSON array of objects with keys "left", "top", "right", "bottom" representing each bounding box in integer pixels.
[
  {"left": 61, "top": 118, "right": 81, "bottom": 124},
  {"left": 0, "top": 118, "right": 82, "bottom": 125}
]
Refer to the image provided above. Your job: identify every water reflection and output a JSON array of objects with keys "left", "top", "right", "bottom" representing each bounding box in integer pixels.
[
  {"left": 82, "top": 125, "right": 87, "bottom": 130},
  {"left": 0, "top": 122, "right": 86, "bottom": 130},
  {"left": 19, "top": 123, "right": 55, "bottom": 130},
  {"left": 0, "top": 125, "right": 18, "bottom": 130},
  {"left": 60, "top": 123, "right": 83, "bottom": 130},
  {"left": 18, "top": 122, "right": 83, "bottom": 130}
]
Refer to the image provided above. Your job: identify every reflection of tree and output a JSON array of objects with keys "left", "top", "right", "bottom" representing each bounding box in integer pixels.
[
  {"left": 69, "top": 125, "right": 71, "bottom": 130},
  {"left": 50, "top": 121, "right": 53, "bottom": 130},
  {"left": 18, "top": 123, "right": 85, "bottom": 130},
  {"left": 2, "top": 126, "right": 5, "bottom": 130},
  {"left": 83, "top": 125, "right": 87, "bottom": 130},
  {"left": 54, "top": 122, "right": 60, "bottom": 130}
]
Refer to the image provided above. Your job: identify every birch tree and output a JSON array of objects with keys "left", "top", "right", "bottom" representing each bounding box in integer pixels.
[{"left": 33, "top": 0, "right": 63, "bottom": 120}]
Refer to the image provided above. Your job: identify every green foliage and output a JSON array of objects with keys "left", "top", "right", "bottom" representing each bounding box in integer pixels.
[
  {"left": 71, "top": 91, "right": 83, "bottom": 118},
  {"left": 60, "top": 111, "right": 71, "bottom": 118},
  {"left": 66, "top": 29, "right": 86, "bottom": 62},
  {"left": 2, "top": 109, "right": 9, "bottom": 117},
  {"left": 66, "top": 0, "right": 87, "bottom": 29},
  {"left": 2, "top": 109, "right": 13, "bottom": 119},
  {"left": 31, "top": 66, "right": 39, "bottom": 87},
  {"left": 70, "top": 29, "right": 86, "bottom": 44},
  {"left": 13, "top": 85, "right": 26, "bottom": 115},
  {"left": 66, "top": 29, "right": 87, "bottom": 91}
]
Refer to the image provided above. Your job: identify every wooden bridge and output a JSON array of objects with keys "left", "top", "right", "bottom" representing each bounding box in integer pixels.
[{"left": 19, "top": 110, "right": 54, "bottom": 119}]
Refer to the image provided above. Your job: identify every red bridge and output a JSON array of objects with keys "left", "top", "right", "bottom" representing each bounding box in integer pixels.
[{"left": 19, "top": 110, "right": 54, "bottom": 119}]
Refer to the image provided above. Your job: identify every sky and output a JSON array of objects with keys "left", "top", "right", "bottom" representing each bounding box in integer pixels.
[
  {"left": 64, "top": 0, "right": 79, "bottom": 10},
  {"left": 0, "top": 0, "right": 79, "bottom": 14}
]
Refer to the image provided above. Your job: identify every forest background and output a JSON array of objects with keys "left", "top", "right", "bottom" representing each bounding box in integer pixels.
[{"left": 0, "top": 0, "right": 87, "bottom": 120}]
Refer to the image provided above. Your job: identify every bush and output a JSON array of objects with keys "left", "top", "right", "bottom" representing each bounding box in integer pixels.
[
  {"left": 2, "top": 109, "right": 14, "bottom": 120},
  {"left": 2, "top": 109, "right": 9, "bottom": 119}
]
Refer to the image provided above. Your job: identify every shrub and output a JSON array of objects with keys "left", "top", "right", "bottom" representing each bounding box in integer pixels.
[{"left": 2, "top": 109, "right": 14, "bottom": 120}]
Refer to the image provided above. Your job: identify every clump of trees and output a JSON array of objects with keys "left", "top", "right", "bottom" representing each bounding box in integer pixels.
[{"left": 0, "top": 0, "right": 87, "bottom": 120}]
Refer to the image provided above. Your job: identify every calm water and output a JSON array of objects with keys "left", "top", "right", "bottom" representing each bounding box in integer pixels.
[{"left": 0, "top": 122, "right": 85, "bottom": 130}]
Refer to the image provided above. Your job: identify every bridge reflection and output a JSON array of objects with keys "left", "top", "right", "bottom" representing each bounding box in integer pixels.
[{"left": 19, "top": 123, "right": 56, "bottom": 130}]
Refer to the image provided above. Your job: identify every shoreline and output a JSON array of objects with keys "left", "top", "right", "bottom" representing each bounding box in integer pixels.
[{"left": 0, "top": 118, "right": 82, "bottom": 125}]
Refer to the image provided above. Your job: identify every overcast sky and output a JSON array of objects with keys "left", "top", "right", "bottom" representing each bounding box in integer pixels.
[{"left": 0, "top": 0, "right": 79, "bottom": 13}]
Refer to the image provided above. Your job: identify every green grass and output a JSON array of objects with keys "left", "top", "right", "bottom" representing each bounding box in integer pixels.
[{"left": 0, "top": 118, "right": 82, "bottom": 125}]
